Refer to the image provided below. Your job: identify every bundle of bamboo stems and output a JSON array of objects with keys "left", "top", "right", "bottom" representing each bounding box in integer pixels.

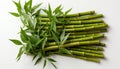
[
  {"left": 10, "top": 1, "right": 108, "bottom": 68},
  {"left": 38, "top": 11, "right": 108, "bottom": 63}
]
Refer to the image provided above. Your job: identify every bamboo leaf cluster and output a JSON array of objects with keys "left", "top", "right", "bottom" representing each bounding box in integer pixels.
[{"left": 10, "top": 0, "right": 108, "bottom": 69}]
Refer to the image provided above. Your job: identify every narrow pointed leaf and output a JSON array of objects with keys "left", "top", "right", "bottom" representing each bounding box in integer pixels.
[
  {"left": 60, "top": 48, "right": 72, "bottom": 55},
  {"left": 13, "top": 0, "right": 22, "bottom": 14},
  {"left": 29, "top": 0, "right": 32, "bottom": 9},
  {"left": 24, "top": 1, "right": 30, "bottom": 13},
  {"left": 42, "top": 37, "right": 47, "bottom": 51},
  {"left": 20, "top": 28, "right": 28, "bottom": 43},
  {"left": 35, "top": 38, "right": 43, "bottom": 46},
  {"left": 60, "top": 29, "right": 65, "bottom": 42},
  {"left": 42, "top": 9, "right": 48, "bottom": 15},
  {"left": 53, "top": 5, "right": 62, "bottom": 14},
  {"left": 10, "top": 39, "right": 22, "bottom": 45},
  {"left": 51, "top": 31, "right": 59, "bottom": 44},
  {"left": 65, "top": 8, "right": 72, "bottom": 15},
  {"left": 51, "top": 63, "right": 57, "bottom": 69},
  {"left": 48, "top": 4, "right": 52, "bottom": 17},
  {"left": 61, "top": 33, "right": 70, "bottom": 45},
  {"left": 17, "top": 47, "right": 24, "bottom": 61},
  {"left": 9, "top": 12, "right": 19, "bottom": 17},
  {"left": 13, "top": 1, "right": 18, "bottom": 7},
  {"left": 43, "top": 59, "right": 47, "bottom": 69},
  {"left": 32, "top": 3, "right": 42, "bottom": 13},
  {"left": 32, "top": 55, "right": 37, "bottom": 61},
  {"left": 48, "top": 58, "right": 56, "bottom": 62},
  {"left": 34, "top": 56, "right": 42, "bottom": 65}
]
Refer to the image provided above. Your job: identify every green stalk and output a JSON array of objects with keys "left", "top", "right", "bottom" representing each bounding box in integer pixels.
[
  {"left": 40, "top": 10, "right": 95, "bottom": 18},
  {"left": 47, "top": 33, "right": 104, "bottom": 40},
  {"left": 68, "top": 33, "right": 104, "bottom": 39},
  {"left": 42, "top": 24, "right": 107, "bottom": 32},
  {"left": 73, "top": 14, "right": 103, "bottom": 20},
  {"left": 65, "top": 24, "right": 107, "bottom": 32},
  {"left": 70, "top": 50, "right": 104, "bottom": 58},
  {"left": 67, "top": 34, "right": 104, "bottom": 42},
  {"left": 40, "top": 14, "right": 103, "bottom": 21},
  {"left": 68, "top": 46, "right": 104, "bottom": 51},
  {"left": 47, "top": 34, "right": 104, "bottom": 46},
  {"left": 45, "top": 40, "right": 100, "bottom": 51},
  {"left": 70, "top": 55, "right": 100, "bottom": 63},
  {"left": 47, "top": 52, "right": 100, "bottom": 63},
  {"left": 69, "top": 29, "right": 107, "bottom": 35},
  {"left": 70, "top": 48, "right": 104, "bottom": 55},
  {"left": 85, "top": 43, "right": 106, "bottom": 47},
  {"left": 40, "top": 19, "right": 104, "bottom": 25},
  {"left": 43, "top": 23, "right": 106, "bottom": 29}
]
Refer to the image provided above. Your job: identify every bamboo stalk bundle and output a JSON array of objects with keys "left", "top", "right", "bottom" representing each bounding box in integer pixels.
[{"left": 10, "top": 0, "right": 108, "bottom": 68}]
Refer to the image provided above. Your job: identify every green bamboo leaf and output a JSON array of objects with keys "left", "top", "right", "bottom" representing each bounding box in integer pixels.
[
  {"left": 13, "top": 1, "right": 18, "bottom": 7},
  {"left": 65, "top": 8, "right": 72, "bottom": 15},
  {"left": 24, "top": 1, "right": 30, "bottom": 13},
  {"left": 42, "top": 9, "right": 49, "bottom": 15},
  {"left": 20, "top": 15, "right": 27, "bottom": 26},
  {"left": 48, "top": 4, "right": 52, "bottom": 17},
  {"left": 31, "top": 3, "right": 42, "bottom": 13},
  {"left": 13, "top": 0, "right": 22, "bottom": 14},
  {"left": 48, "top": 58, "right": 56, "bottom": 62},
  {"left": 51, "top": 31, "right": 59, "bottom": 44},
  {"left": 29, "top": 35, "right": 37, "bottom": 44},
  {"left": 42, "top": 37, "right": 47, "bottom": 51},
  {"left": 9, "top": 12, "right": 19, "bottom": 17},
  {"left": 32, "top": 54, "right": 37, "bottom": 61},
  {"left": 17, "top": 47, "right": 24, "bottom": 61},
  {"left": 29, "top": 0, "right": 32, "bottom": 9},
  {"left": 51, "top": 63, "right": 57, "bottom": 69},
  {"left": 10, "top": 39, "right": 22, "bottom": 45},
  {"left": 61, "top": 33, "right": 70, "bottom": 45},
  {"left": 33, "top": 9, "right": 40, "bottom": 17},
  {"left": 20, "top": 28, "right": 28, "bottom": 43},
  {"left": 60, "top": 29, "right": 65, "bottom": 42},
  {"left": 50, "top": 21, "right": 56, "bottom": 32},
  {"left": 34, "top": 56, "right": 42, "bottom": 65},
  {"left": 27, "top": 41, "right": 32, "bottom": 49},
  {"left": 39, "top": 30, "right": 46, "bottom": 37},
  {"left": 60, "top": 48, "right": 72, "bottom": 55},
  {"left": 53, "top": 5, "right": 62, "bottom": 14},
  {"left": 35, "top": 38, "right": 43, "bottom": 46},
  {"left": 43, "top": 59, "right": 47, "bottom": 69}
]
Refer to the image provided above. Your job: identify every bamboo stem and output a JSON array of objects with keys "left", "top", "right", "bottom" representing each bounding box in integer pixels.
[
  {"left": 69, "top": 29, "right": 107, "bottom": 34},
  {"left": 50, "top": 53, "right": 100, "bottom": 63},
  {"left": 40, "top": 19, "right": 104, "bottom": 25},
  {"left": 40, "top": 10, "right": 95, "bottom": 18},
  {"left": 70, "top": 50, "right": 104, "bottom": 58},
  {"left": 68, "top": 33, "right": 104, "bottom": 39},
  {"left": 68, "top": 46, "right": 104, "bottom": 51},
  {"left": 47, "top": 34, "right": 104, "bottom": 46},
  {"left": 47, "top": 33, "right": 104, "bottom": 40},
  {"left": 70, "top": 48, "right": 103, "bottom": 55},
  {"left": 65, "top": 24, "right": 107, "bottom": 32},
  {"left": 40, "top": 14, "right": 103, "bottom": 21},
  {"left": 43, "top": 23, "right": 106, "bottom": 29},
  {"left": 45, "top": 40, "right": 100, "bottom": 51}
]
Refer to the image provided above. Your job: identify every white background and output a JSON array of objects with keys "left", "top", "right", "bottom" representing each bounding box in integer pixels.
[{"left": 0, "top": 0, "right": 120, "bottom": 69}]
